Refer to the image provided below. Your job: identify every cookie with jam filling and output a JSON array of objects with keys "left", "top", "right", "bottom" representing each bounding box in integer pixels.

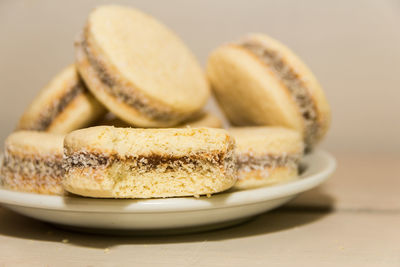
[
  {"left": 62, "top": 126, "right": 236, "bottom": 198},
  {"left": 229, "top": 127, "right": 303, "bottom": 190},
  {"left": 207, "top": 34, "right": 331, "bottom": 150},
  {"left": 1, "top": 131, "right": 65, "bottom": 195},
  {"left": 75, "top": 5, "right": 210, "bottom": 128},
  {"left": 16, "top": 65, "right": 105, "bottom": 134}
]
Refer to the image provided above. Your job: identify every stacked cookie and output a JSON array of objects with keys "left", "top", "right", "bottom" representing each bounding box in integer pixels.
[
  {"left": 1, "top": 5, "right": 331, "bottom": 198},
  {"left": 207, "top": 34, "right": 331, "bottom": 151}
]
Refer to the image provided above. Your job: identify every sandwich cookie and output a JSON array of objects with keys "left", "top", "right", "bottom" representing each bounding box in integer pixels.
[
  {"left": 16, "top": 65, "right": 105, "bottom": 134},
  {"left": 229, "top": 127, "right": 303, "bottom": 190},
  {"left": 75, "top": 5, "right": 210, "bottom": 128},
  {"left": 62, "top": 126, "right": 236, "bottom": 198},
  {"left": 0, "top": 131, "right": 65, "bottom": 195},
  {"left": 207, "top": 33, "right": 331, "bottom": 150}
]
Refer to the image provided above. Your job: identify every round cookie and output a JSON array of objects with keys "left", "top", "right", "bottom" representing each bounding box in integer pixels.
[
  {"left": 75, "top": 5, "right": 210, "bottom": 128},
  {"left": 228, "top": 126, "right": 304, "bottom": 190},
  {"left": 1, "top": 131, "right": 65, "bottom": 195},
  {"left": 16, "top": 65, "right": 106, "bottom": 134},
  {"left": 62, "top": 126, "right": 236, "bottom": 198},
  {"left": 207, "top": 33, "right": 331, "bottom": 150}
]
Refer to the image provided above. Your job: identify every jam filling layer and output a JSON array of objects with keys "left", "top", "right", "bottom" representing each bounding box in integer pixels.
[
  {"left": 63, "top": 151, "right": 234, "bottom": 173},
  {"left": 240, "top": 40, "right": 320, "bottom": 148}
]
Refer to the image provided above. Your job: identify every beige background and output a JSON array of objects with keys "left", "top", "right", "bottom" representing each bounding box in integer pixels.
[
  {"left": 0, "top": 2, "right": 399, "bottom": 265},
  {"left": 0, "top": 0, "right": 399, "bottom": 154}
]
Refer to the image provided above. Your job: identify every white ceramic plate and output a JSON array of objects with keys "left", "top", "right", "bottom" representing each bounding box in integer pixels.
[{"left": 0, "top": 150, "right": 335, "bottom": 234}]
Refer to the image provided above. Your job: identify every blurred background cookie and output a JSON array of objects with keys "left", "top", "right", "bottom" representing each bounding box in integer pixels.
[
  {"left": 1, "top": 131, "right": 65, "bottom": 195},
  {"left": 16, "top": 65, "right": 106, "bottom": 134},
  {"left": 95, "top": 111, "right": 223, "bottom": 129},
  {"left": 179, "top": 112, "right": 223, "bottom": 128},
  {"left": 229, "top": 126, "right": 303, "bottom": 190},
  {"left": 75, "top": 5, "right": 210, "bottom": 128},
  {"left": 207, "top": 33, "right": 331, "bottom": 150}
]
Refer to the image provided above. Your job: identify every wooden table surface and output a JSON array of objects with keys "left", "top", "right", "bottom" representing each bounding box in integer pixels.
[{"left": 0, "top": 152, "right": 399, "bottom": 266}]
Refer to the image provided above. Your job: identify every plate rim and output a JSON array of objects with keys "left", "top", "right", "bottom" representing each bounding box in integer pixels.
[{"left": 0, "top": 150, "right": 336, "bottom": 213}]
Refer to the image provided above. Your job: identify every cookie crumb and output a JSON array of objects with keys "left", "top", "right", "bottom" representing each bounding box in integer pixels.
[
  {"left": 104, "top": 248, "right": 110, "bottom": 253},
  {"left": 62, "top": 239, "right": 69, "bottom": 243}
]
